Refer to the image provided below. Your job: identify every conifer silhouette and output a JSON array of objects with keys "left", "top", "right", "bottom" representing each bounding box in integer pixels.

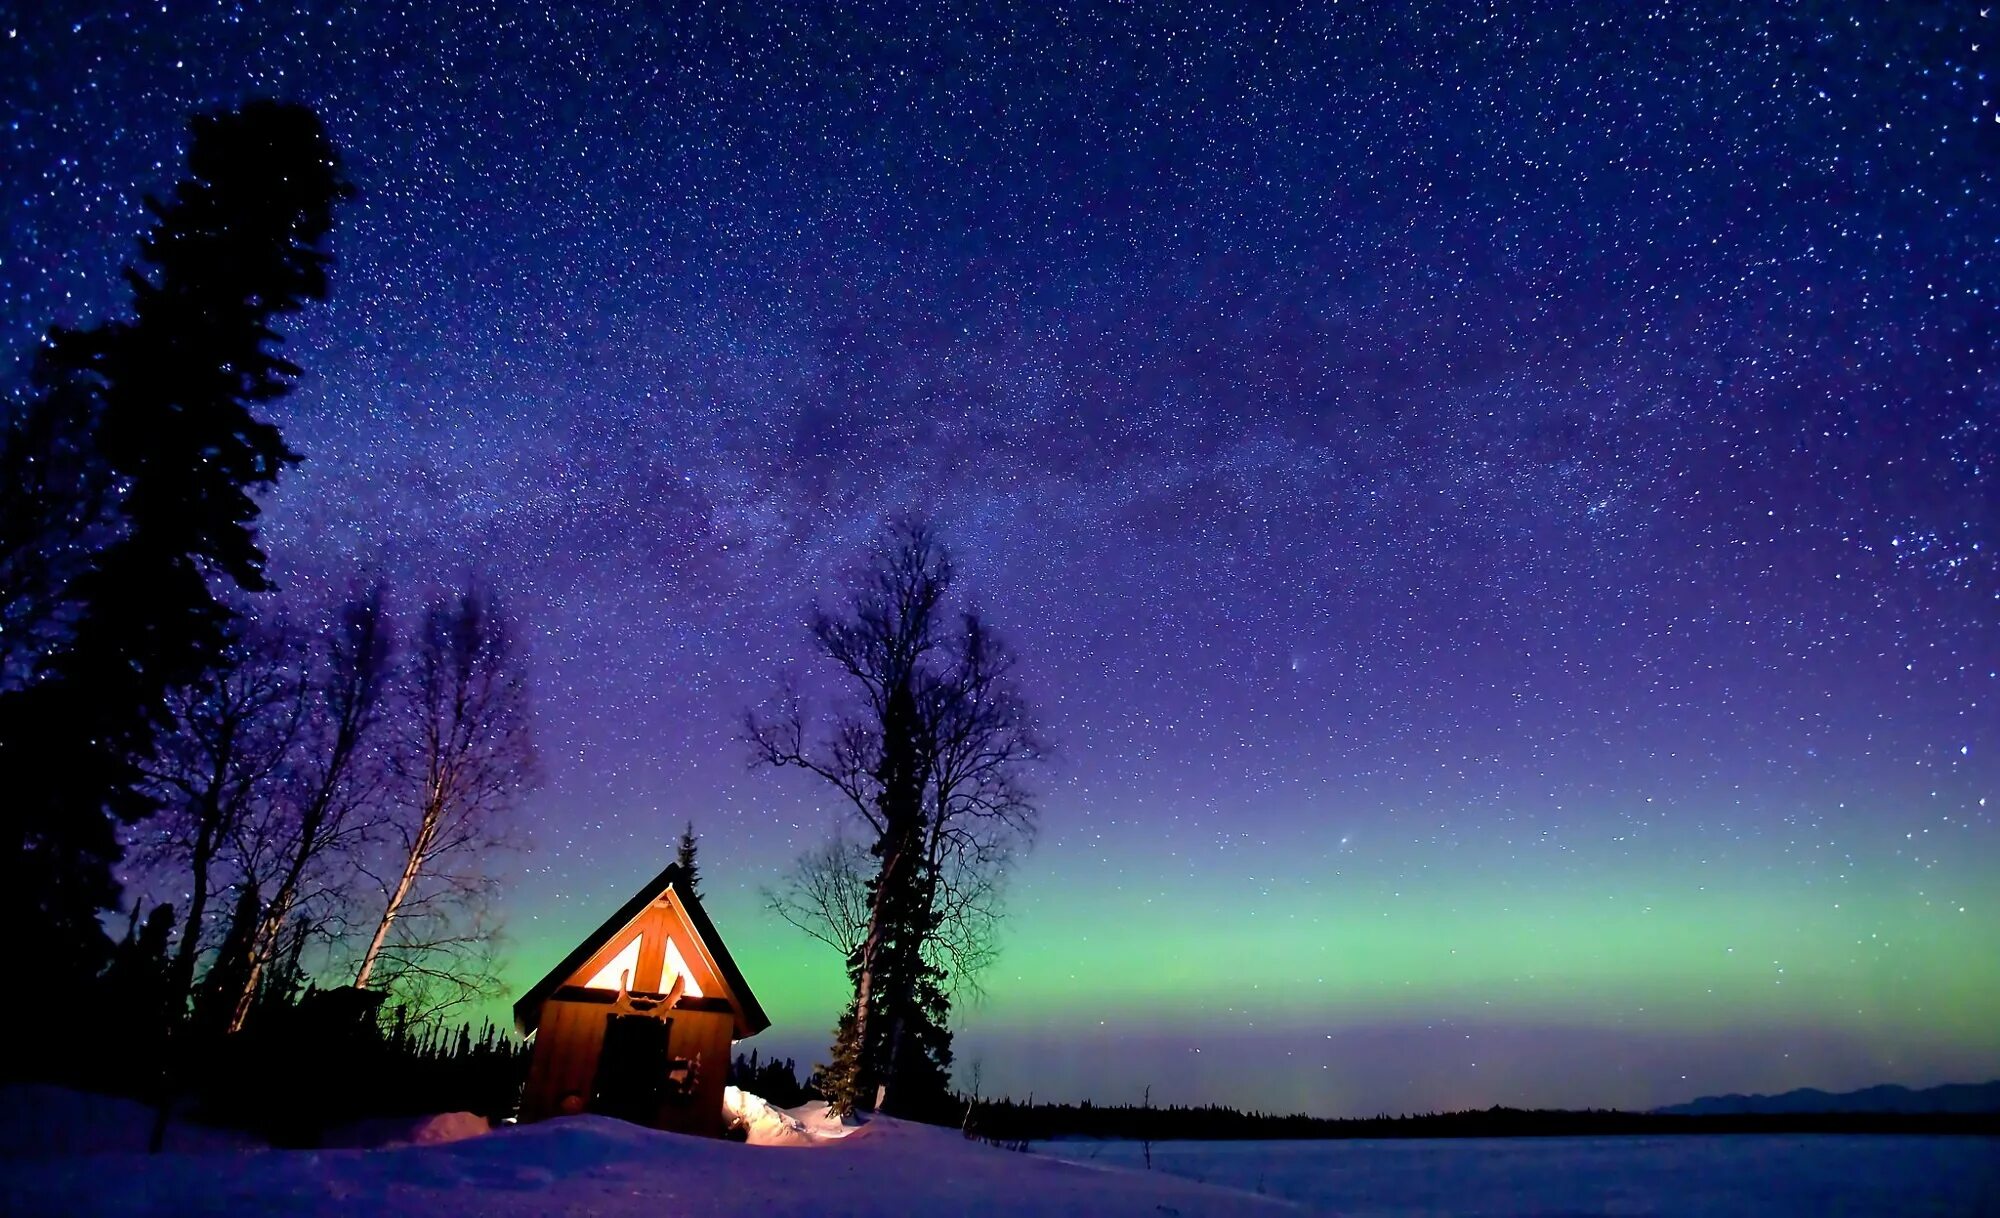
[{"left": 0, "top": 101, "right": 350, "bottom": 989}]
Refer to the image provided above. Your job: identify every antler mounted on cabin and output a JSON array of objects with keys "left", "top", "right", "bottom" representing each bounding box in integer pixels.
[{"left": 609, "top": 971, "right": 689, "bottom": 1020}]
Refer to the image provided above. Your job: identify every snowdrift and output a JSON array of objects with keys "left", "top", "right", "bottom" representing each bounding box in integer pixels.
[
  {"left": 0, "top": 1086, "right": 261, "bottom": 1159},
  {"left": 0, "top": 1085, "right": 488, "bottom": 1158},
  {"left": 0, "top": 1092, "right": 1293, "bottom": 1218},
  {"left": 320, "top": 1110, "right": 492, "bottom": 1149},
  {"left": 721, "top": 1086, "right": 863, "bottom": 1146}
]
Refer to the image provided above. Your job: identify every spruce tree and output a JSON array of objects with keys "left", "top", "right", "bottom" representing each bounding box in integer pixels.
[
  {"left": 845, "top": 846, "right": 954, "bottom": 1117},
  {"left": 0, "top": 101, "right": 349, "bottom": 988},
  {"left": 817, "top": 1006, "right": 865, "bottom": 1114},
  {"left": 249, "top": 916, "right": 311, "bottom": 1024},
  {"left": 90, "top": 900, "right": 180, "bottom": 1089},
  {"left": 676, "top": 821, "right": 702, "bottom": 897}
]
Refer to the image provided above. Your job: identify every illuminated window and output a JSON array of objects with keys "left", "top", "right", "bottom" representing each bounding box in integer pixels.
[
  {"left": 582, "top": 934, "right": 642, "bottom": 991},
  {"left": 664, "top": 938, "right": 705, "bottom": 998}
]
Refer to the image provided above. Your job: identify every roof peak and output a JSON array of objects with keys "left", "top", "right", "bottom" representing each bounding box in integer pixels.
[{"left": 512, "top": 859, "right": 768, "bottom": 1039}]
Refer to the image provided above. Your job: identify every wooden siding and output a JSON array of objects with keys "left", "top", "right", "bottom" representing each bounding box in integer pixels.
[
  {"left": 519, "top": 996, "right": 737, "bottom": 1135},
  {"left": 518, "top": 891, "right": 749, "bottom": 1136},
  {"left": 519, "top": 995, "right": 609, "bottom": 1122},
  {"left": 665, "top": 1006, "right": 736, "bottom": 1137}
]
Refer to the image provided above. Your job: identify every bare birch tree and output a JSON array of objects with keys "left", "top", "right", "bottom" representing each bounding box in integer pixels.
[
  {"left": 766, "top": 816, "right": 1012, "bottom": 998},
  {"left": 916, "top": 612, "right": 1039, "bottom": 994},
  {"left": 749, "top": 520, "right": 948, "bottom": 1112},
  {"left": 140, "top": 621, "right": 304, "bottom": 1010},
  {"left": 224, "top": 586, "right": 393, "bottom": 1030},
  {"left": 353, "top": 586, "right": 534, "bottom": 1016},
  {"left": 763, "top": 834, "right": 874, "bottom": 958},
  {"left": 748, "top": 518, "right": 1044, "bottom": 1114}
]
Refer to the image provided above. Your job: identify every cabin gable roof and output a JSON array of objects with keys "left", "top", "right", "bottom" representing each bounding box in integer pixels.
[{"left": 512, "top": 862, "right": 769, "bottom": 1039}]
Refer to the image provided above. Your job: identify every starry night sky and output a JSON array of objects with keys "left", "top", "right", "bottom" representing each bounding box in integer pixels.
[{"left": 4, "top": 2, "right": 1996, "bottom": 1116}]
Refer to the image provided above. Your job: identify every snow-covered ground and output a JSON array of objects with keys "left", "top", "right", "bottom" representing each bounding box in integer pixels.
[
  {"left": 8, "top": 1086, "right": 1994, "bottom": 1216},
  {"left": 0, "top": 1086, "right": 262, "bottom": 1158},
  {"left": 1042, "top": 1134, "right": 2000, "bottom": 1217},
  {"left": 0, "top": 1088, "right": 1291, "bottom": 1218},
  {"left": 0, "top": 1085, "right": 492, "bottom": 1158}
]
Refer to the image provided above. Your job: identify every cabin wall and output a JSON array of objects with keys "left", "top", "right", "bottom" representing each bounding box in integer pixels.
[
  {"left": 519, "top": 997, "right": 609, "bottom": 1122},
  {"left": 669, "top": 1006, "right": 736, "bottom": 1137},
  {"left": 519, "top": 997, "right": 738, "bottom": 1137}
]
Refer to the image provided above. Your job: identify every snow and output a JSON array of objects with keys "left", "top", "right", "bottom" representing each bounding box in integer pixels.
[
  {"left": 1043, "top": 1134, "right": 2000, "bottom": 1217},
  {"left": 0, "top": 1086, "right": 261, "bottom": 1159},
  {"left": 321, "top": 1111, "right": 492, "bottom": 1149},
  {"left": 10, "top": 1086, "right": 1988, "bottom": 1216},
  {"left": 721, "top": 1086, "right": 861, "bottom": 1146},
  {"left": 0, "top": 1086, "right": 488, "bottom": 1158},
  {"left": 1, "top": 1089, "right": 1292, "bottom": 1218}
]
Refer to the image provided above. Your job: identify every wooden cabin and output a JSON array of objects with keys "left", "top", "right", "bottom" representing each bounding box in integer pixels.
[{"left": 513, "top": 862, "right": 769, "bottom": 1136}]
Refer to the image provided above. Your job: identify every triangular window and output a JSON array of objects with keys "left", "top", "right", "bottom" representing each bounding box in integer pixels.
[
  {"left": 582, "top": 934, "right": 643, "bottom": 991},
  {"left": 664, "top": 938, "right": 705, "bottom": 998}
]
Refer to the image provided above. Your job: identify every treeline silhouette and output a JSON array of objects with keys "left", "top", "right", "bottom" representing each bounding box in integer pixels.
[
  {"left": 729, "top": 1049, "right": 817, "bottom": 1109},
  {"left": 43, "top": 965, "right": 530, "bottom": 1146},
  {"left": 198, "top": 990, "right": 528, "bottom": 1145},
  {"left": 963, "top": 1097, "right": 2000, "bottom": 1142}
]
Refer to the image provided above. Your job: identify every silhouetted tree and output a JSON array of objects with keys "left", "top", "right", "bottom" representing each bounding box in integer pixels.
[
  {"left": 730, "top": 1049, "right": 813, "bottom": 1108},
  {"left": 0, "top": 364, "right": 111, "bottom": 692},
  {"left": 911, "top": 611, "right": 1037, "bottom": 995},
  {"left": 228, "top": 586, "right": 394, "bottom": 1031},
  {"left": 750, "top": 520, "right": 945, "bottom": 1114},
  {"left": 193, "top": 883, "right": 262, "bottom": 1037},
  {"left": 0, "top": 101, "right": 349, "bottom": 989},
  {"left": 749, "top": 519, "right": 1043, "bottom": 1118},
  {"left": 764, "top": 834, "right": 872, "bottom": 958},
  {"left": 140, "top": 621, "right": 303, "bottom": 1013},
  {"left": 248, "top": 915, "right": 312, "bottom": 1022},
  {"left": 103, "top": 899, "right": 180, "bottom": 1035},
  {"left": 354, "top": 586, "right": 536, "bottom": 1019},
  {"left": 92, "top": 899, "right": 181, "bottom": 1100},
  {"left": 676, "top": 821, "right": 702, "bottom": 898}
]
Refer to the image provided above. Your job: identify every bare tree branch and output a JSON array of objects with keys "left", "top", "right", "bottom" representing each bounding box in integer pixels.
[
  {"left": 137, "top": 615, "right": 305, "bottom": 1010},
  {"left": 352, "top": 584, "right": 536, "bottom": 1016},
  {"left": 223, "top": 584, "right": 395, "bottom": 1030},
  {"left": 762, "top": 834, "right": 873, "bottom": 957},
  {"left": 748, "top": 517, "right": 1047, "bottom": 1112}
]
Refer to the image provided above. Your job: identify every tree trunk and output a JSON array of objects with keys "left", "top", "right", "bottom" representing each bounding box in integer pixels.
[
  {"left": 354, "top": 789, "right": 440, "bottom": 989},
  {"left": 354, "top": 842, "right": 422, "bottom": 989},
  {"left": 229, "top": 787, "right": 330, "bottom": 1030},
  {"left": 228, "top": 888, "right": 288, "bottom": 1033},
  {"left": 166, "top": 805, "right": 220, "bottom": 1009},
  {"left": 845, "top": 840, "right": 897, "bottom": 1109}
]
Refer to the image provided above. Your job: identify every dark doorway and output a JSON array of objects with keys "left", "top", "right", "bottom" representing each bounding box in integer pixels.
[{"left": 591, "top": 1014, "right": 672, "bottom": 1125}]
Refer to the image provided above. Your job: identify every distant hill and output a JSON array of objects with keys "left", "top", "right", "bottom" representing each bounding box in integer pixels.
[{"left": 1655, "top": 1081, "right": 2000, "bottom": 1116}]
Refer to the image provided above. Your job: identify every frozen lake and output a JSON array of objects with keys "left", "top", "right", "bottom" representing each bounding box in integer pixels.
[{"left": 1038, "top": 1134, "right": 1999, "bottom": 1216}]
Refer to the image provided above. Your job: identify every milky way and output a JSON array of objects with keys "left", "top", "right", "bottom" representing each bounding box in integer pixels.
[{"left": 3, "top": 2, "right": 1995, "bottom": 1114}]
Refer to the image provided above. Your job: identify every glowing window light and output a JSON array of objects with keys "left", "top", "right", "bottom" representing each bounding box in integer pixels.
[
  {"left": 664, "top": 938, "right": 704, "bottom": 998},
  {"left": 582, "top": 934, "right": 642, "bottom": 991}
]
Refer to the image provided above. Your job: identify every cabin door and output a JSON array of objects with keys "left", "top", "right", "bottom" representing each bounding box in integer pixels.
[{"left": 591, "top": 1014, "right": 673, "bottom": 1125}]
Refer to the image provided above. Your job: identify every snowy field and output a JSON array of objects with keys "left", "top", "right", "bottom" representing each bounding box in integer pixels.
[
  {"left": 1041, "top": 1133, "right": 2000, "bottom": 1216},
  {"left": 6, "top": 1086, "right": 1995, "bottom": 1217},
  {"left": 0, "top": 1087, "right": 1290, "bottom": 1218}
]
